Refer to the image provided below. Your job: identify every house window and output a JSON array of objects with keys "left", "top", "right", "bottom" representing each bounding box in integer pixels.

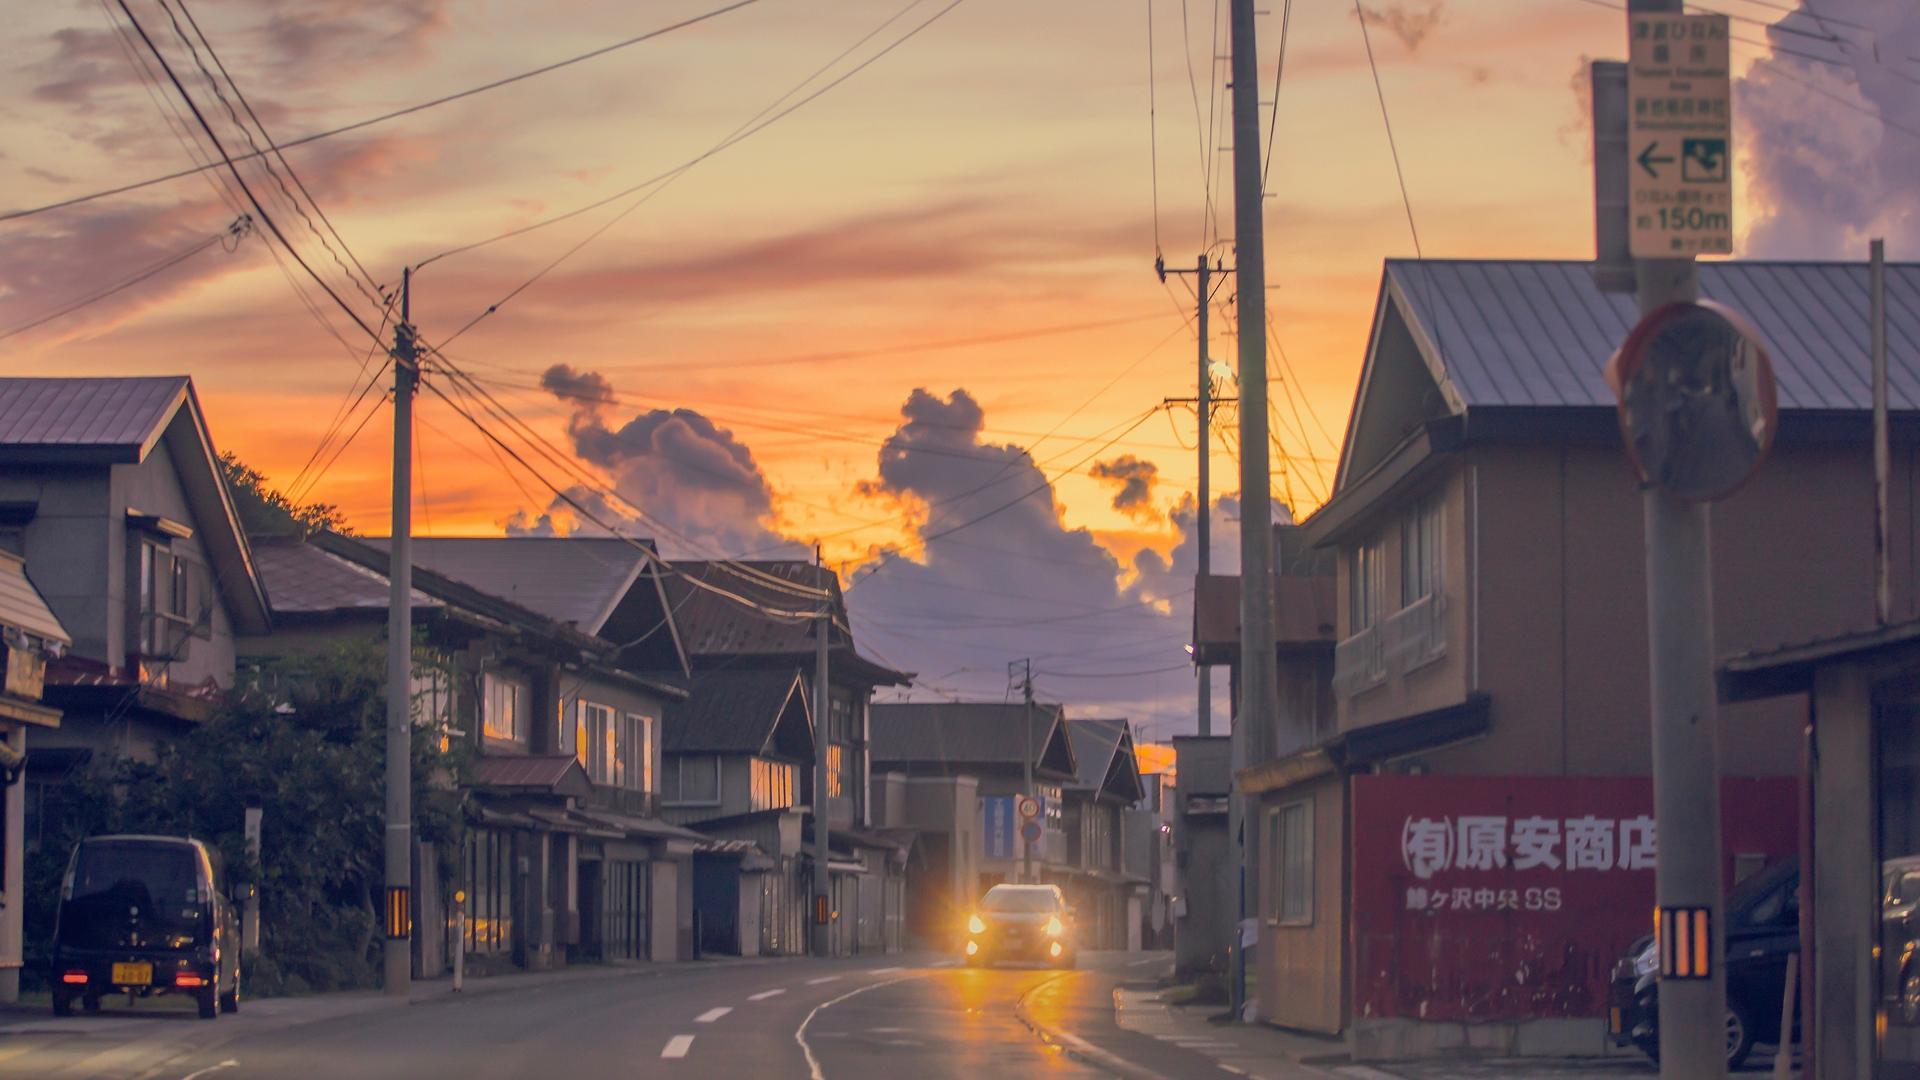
[
  {"left": 410, "top": 659, "right": 456, "bottom": 753},
  {"left": 137, "top": 540, "right": 203, "bottom": 666},
  {"left": 576, "top": 704, "right": 653, "bottom": 791},
  {"left": 630, "top": 713, "right": 654, "bottom": 794},
  {"left": 1268, "top": 800, "right": 1313, "bottom": 926},
  {"left": 1400, "top": 497, "right": 1443, "bottom": 607},
  {"left": 1349, "top": 538, "right": 1384, "bottom": 632},
  {"left": 464, "top": 827, "right": 513, "bottom": 954},
  {"left": 825, "top": 744, "right": 845, "bottom": 798},
  {"left": 664, "top": 755, "right": 721, "bottom": 805},
  {"left": 482, "top": 673, "right": 528, "bottom": 743},
  {"left": 750, "top": 757, "right": 796, "bottom": 812}
]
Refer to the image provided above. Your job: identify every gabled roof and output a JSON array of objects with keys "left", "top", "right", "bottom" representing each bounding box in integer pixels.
[
  {"left": 0, "top": 377, "right": 268, "bottom": 634},
  {"left": 472, "top": 754, "right": 591, "bottom": 798},
  {"left": 659, "top": 560, "right": 910, "bottom": 685},
  {"left": 0, "top": 551, "right": 70, "bottom": 646},
  {"left": 0, "top": 377, "right": 189, "bottom": 462},
  {"left": 663, "top": 668, "right": 813, "bottom": 758},
  {"left": 361, "top": 536, "right": 652, "bottom": 634},
  {"left": 251, "top": 535, "right": 439, "bottom": 615},
  {"left": 869, "top": 701, "right": 1077, "bottom": 781},
  {"left": 1382, "top": 259, "right": 1920, "bottom": 414},
  {"left": 1065, "top": 718, "right": 1145, "bottom": 803}
]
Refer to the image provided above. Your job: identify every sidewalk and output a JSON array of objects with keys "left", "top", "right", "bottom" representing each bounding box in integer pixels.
[{"left": 1110, "top": 990, "right": 1668, "bottom": 1080}]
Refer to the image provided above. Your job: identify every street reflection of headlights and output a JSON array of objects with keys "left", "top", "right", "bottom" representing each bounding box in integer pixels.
[
  {"left": 1045, "top": 915, "right": 1063, "bottom": 937},
  {"left": 968, "top": 914, "right": 986, "bottom": 934},
  {"left": 1633, "top": 943, "right": 1658, "bottom": 978}
]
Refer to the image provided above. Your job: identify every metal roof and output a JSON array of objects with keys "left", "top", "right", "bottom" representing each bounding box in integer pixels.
[
  {"left": 1386, "top": 259, "right": 1920, "bottom": 412},
  {"left": 0, "top": 551, "right": 69, "bottom": 645},
  {"left": 251, "top": 536, "right": 438, "bottom": 615},
  {"left": 870, "top": 701, "right": 1076, "bottom": 778},
  {"left": 472, "top": 754, "right": 590, "bottom": 796},
  {"left": 1064, "top": 718, "right": 1129, "bottom": 791},
  {"left": 661, "top": 560, "right": 840, "bottom": 655},
  {"left": 0, "top": 377, "right": 188, "bottom": 457},
  {"left": 362, "top": 536, "right": 650, "bottom": 633},
  {"left": 663, "top": 668, "right": 810, "bottom": 755}
]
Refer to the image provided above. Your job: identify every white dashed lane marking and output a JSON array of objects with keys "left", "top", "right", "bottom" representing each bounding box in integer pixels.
[
  {"left": 748, "top": 988, "right": 786, "bottom": 1001},
  {"left": 695, "top": 1007, "right": 732, "bottom": 1023},
  {"left": 806, "top": 975, "right": 841, "bottom": 985},
  {"left": 661, "top": 1035, "right": 695, "bottom": 1059}
]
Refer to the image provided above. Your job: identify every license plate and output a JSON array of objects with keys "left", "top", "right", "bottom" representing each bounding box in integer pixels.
[
  {"left": 1609, "top": 1006, "right": 1622, "bottom": 1034},
  {"left": 112, "top": 962, "right": 152, "bottom": 986}
]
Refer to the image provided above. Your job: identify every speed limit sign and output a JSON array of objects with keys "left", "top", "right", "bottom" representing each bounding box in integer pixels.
[{"left": 1016, "top": 795, "right": 1040, "bottom": 820}]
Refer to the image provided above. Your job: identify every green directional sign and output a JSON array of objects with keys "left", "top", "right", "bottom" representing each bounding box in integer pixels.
[{"left": 1628, "top": 14, "right": 1732, "bottom": 257}]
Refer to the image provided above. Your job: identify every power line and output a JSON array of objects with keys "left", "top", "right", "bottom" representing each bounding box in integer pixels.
[
  {"left": 3, "top": 0, "right": 765, "bottom": 224},
  {"left": 113, "top": 0, "right": 386, "bottom": 350},
  {"left": 1260, "top": 0, "right": 1293, "bottom": 192},
  {"left": 0, "top": 216, "right": 248, "bottom": 342},
  {"left": 166, "top": 0, "right": 386, "bottom": 309},
  {"left": 427, "top": 0, "right": 967, "bottom": 350}
]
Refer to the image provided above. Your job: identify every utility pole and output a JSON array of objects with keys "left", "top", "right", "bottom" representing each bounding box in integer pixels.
[
  {"left": 1227, "top": 0, "right": 1277, "bottom": 1021},
  {"left": 1873, "top": 238, "right": 1891, "bottom": 625},
  {"left": 811, "top": 548, "right": 833, "bottom": 958},
  {"left": 383, "top": 267, "right": 416, "bottom": 999},
  {"left": 1014, "top": 659, "right": 1035, "bottom": 884},
  {"left": 1158, "top": 255, "right": 1234, "bottom": 737}
]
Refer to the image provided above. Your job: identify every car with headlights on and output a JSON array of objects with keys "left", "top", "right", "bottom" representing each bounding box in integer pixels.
[
  {"left": 1608, "top": 857, "right": 1799, "bottom": 1070},
  {"left": 963, "top": 884, "right": 1076, "bottom": 969}
]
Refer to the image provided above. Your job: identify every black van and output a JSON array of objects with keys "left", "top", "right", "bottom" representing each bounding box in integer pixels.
[{"left": 50, "top": 835, "right": 241, "bottom": 1019}]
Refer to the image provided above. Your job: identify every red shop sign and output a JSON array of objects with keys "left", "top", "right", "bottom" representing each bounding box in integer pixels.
[{"left": 1349, "top": 775, "right": 1795, "bottom": 1023}]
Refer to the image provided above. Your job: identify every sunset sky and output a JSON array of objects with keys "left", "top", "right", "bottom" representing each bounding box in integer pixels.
[{"left": 3, "top": 0, "right": 1910, "bottom": 731}]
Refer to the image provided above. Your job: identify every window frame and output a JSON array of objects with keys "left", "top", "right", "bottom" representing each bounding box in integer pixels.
[
  {"left": 1269, "top": 799, "right": 1314, "bottom": 927},
  {"left": 1349, "top": 537, "right": 1384, "bottom": 633},
  {"left": 664, "top": 754, "right": 722, "bottom": 807},
  {"left": 482, "top": 672, "right": 529, "bottom": 744},
  {"left": 1399, "top": 496, "right": 1444, "bottom": 609}
]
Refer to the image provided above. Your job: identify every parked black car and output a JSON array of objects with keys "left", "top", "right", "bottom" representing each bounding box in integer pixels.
[
  {"left": 1609, "top": 857, "right": 1799, "bottom": 1070},
  {"left": 50, "top": 835, "right": 241, "bottom": 1020},
  {"left": 1883, "top": 856, "right": 1920, "bottom": 1026}
]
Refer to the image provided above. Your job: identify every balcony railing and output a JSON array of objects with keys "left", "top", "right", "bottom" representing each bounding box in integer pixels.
[
  {"left": 1332, "top": 625, "right": 1386, "bottom": 697},
  {"left": 1383, "top": 591, "right": 1447, "bottom": 675}
]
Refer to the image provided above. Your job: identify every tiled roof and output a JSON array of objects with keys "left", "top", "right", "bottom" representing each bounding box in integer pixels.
[
  {"left": 361, "top": 536, "right": 652, "bottom": 633},
  {"left": 0, "top": 552, "right": 69, "bottom": 645},
  {"left": 1386, "top": 259, "right": 1920, "bottom": 412},
  {"left": 251, "top": 536, "right": 438, "bottom": 615},
  {"left": 663, "top": 668, "right": 808, "bottom": 755},
  {"left": 0, "top": 377, "right": 187, "bottom": 455}
]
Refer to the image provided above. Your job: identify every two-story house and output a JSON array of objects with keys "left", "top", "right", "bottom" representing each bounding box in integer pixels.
[
  {"left": 252, "top": 533, "right": 706, "bottom": 973},
  {"left": 653, "top": 560, "right": 912, "bottom": 956},
  {"left": 1059, "top": 718, "right": 1147, "bottom": 950},
  {"left": 0, "top": 377, "right": 271, "bottom": 858},
  {"left": 1244, "top": 259, "right": 1917, "bottom": 1058},
  {"left": 0, "top": 554, "right": 69, "bottom": 1001},
  {"left": 869, "top": 701, "right": 1078, "bottom": 942}
]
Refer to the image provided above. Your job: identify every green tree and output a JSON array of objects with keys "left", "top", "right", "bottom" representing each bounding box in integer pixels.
[
  {"left": 26, "top": 639, "right": 466, "bottom": 994},
  {"left": 218, "top": 452, "right": 352, "bottom": 537}
]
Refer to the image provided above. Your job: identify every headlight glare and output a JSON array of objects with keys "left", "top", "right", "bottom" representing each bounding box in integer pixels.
[
  {"left": 968, "top": 914, "right": 986, "bottom": 934},
  {"left": 1045, "top": 915, "right": 1063, "bottom": 937}
]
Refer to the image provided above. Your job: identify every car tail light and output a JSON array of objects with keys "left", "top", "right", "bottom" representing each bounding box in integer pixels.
[
  {"left": 175, "top": 973, "right": 205, "bottom": 988},
  {"left": 60, "top": 971, "right": 88, "bottom": 985}
]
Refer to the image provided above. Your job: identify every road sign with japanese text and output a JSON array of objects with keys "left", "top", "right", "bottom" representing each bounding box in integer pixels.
[
  {"left": 1628, "top": 13, "right": 1732, "bottom": 257},
  {"left": 982, "top": 796, "right": 1015, "bottom": 860}
]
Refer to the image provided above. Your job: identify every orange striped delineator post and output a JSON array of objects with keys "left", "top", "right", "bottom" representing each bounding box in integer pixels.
[{"left": 1657, "top": 906, "right": 1712, "bottom": 980}]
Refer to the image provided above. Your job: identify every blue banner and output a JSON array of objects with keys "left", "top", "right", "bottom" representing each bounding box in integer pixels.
[{"left": 982, "top": 795, "right": 1014, "bottom": 860}]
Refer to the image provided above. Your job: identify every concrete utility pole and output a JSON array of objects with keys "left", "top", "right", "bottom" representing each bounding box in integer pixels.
[
  {"left": 812, "top": 551, "right": 833, "bottom": 958},
  {"left": 1157, "top": 255, "right": 1235, "bottom": 737},
  {"left": 1623, "top": 3, "right": 1723, "bottom": 1073},
  {"left": 384, "top": 267, "right": 417, "bottom": 999},
  {"left": 1873, "top": 238, "right": 1891, "bottom": 625},
  {"left": 1227, "top": 0, "right": 1278, "bottom": 1020},
  {"left": 1016, "top": 659, "right": 1036, "bottom": 884}
]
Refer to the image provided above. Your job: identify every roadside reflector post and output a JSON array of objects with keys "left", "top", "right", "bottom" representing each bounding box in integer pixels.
[{"left": 452, "top": 889, "right": 466, "bottom": 993}]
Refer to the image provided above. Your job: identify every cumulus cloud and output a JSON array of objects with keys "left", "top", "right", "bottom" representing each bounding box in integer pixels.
[
  {"left": 1090, "top": 455, "right": 1160, "bottom": 521},
  {"left": 504, "top": 363, "right": 796, "bottom": 556},
  {"left": 1737, "top": 1, "right": 1920, "bottom": 255},
  {"left": 1356, "top": 2, "right": 1446, "bottom": 52}
]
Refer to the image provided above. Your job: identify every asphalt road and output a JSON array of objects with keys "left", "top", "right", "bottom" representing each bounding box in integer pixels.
[{"left": 0, "top": 950, "right": 1289, "bottom": 1080}]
